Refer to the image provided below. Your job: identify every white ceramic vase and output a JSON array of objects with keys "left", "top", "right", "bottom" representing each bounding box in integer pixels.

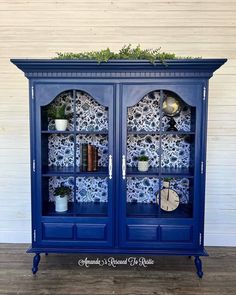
[
  {"left": 55, "top": 119, "right": 68, "bottom": 131},
  {"left": 138, "top": 161, "right": 149, "bottom": 172},
  {"left": 55, "top": 195, "right": 68, "bottom": 212}
]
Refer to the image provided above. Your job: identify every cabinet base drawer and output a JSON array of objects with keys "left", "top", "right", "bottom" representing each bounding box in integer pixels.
[
  {"left": 43, "top": 223, "right": 74, "bottom": 240},
  {"left": 127, "top": 225, "right": 158, "bottom": 241},
  {"left": 160, "top": 226, "right": 193, "bottom": 242},
  {"left": 76, "top": 224, "right": 107, "bottom": 241},
  {"left": 41, "top": 222, "right": 111, "bottom": 246}
]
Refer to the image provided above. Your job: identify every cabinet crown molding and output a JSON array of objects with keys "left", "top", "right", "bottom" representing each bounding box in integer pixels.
[{"left": 11, "top": 59, "right": 227, "bottom": 79}]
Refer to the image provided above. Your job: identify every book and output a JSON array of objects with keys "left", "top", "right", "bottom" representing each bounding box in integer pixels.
[
  {"left": 81, "top": 143, "right": 88, "bottom": 171},
  {"left": 80, "top": 144, "right": 83, "bottom": 170},
  {"left": 80, "top": 143, "right": 98, "bottom": 172},
  {"left": 87, "top": 144, "right": 94, "bottom": 172},
  {"left": 93, "top": 146, "right": 98, "bottom": 171}
]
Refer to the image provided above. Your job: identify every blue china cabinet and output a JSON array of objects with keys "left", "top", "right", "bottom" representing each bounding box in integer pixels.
[{"left": 11, "top": 58, "right": 226, "bottom": 277}]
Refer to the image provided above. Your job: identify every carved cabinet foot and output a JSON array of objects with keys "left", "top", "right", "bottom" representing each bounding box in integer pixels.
[
  {"left": 32, "top": 253, "right": 41, "bottom": 275},
  {"left": 194, "top": 256, "right": 203, "bottom": 278}
]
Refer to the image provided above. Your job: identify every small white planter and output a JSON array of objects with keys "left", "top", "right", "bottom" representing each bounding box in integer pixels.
[
  {"left": 55, "top": 119, "right": 68, "bottom": 131},
  {"left": 138, "top": 161, "right": 149, "bottom": 172},
  {"left": 55, "top": 195, "right": 68, "bottom": 212}
]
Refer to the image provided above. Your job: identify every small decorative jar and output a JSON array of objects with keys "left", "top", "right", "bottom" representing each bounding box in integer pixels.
[
  {"left": 55, "top": 195, "right": 68, "bottom": 212},
  {"left": 138, "top": 155, "right": 149, "bottom": 172},
  {"left": 55, "top": 119, "right": 68, "bottom": 131}
]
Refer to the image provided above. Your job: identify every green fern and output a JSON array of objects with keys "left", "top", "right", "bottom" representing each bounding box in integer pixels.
[
  {"left": 138, "top": 155, "right": 149, "bottom": 161},
  {"left": 48, "top": 104, "right": 68, "bottom": 120},
  {"left": 54, "top": 44, "right": 200, "bottom": 65},
  {"left": 54, "top": 186, "right": 72, "bottom": 198}
]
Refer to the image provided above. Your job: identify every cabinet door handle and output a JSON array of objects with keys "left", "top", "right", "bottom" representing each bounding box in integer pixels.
[
  {"left": 122, "top": 155, "right": 126, "bottom": 180},
  {"left": 109, "top": 155, "right": 112, "bottom": 179}
]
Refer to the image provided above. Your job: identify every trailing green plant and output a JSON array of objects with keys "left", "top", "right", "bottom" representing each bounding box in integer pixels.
[
  {"left": 54, "top": 44, "right": 200, "bottom": 65},
  {"left": 48, "top": 104, "right": 70, "bottom": 120},
  {"left": 163, "top": 177, "right": 172, "bottom": 182},
  {"left": 54, "top": 186, "right": 72, "bottom": 198},
  {"left": 138, "top": 155, "right": 149, "bottom": 161}
]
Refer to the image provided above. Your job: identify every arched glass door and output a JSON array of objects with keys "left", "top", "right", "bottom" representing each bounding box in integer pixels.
[
  {"left": 38, "top": 86, "right": 114, "bottom": 223},
  {"left": 120, "top": 85, "right": 201, "bottom": 249}
]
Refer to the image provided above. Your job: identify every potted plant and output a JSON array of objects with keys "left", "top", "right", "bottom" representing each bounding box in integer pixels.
[
  {"left": 48, "top": 104, "right": 69, "bottom": 131},
  {"left": 163, "top": 177, "right": 172, "bottom": 188},
  {"left": 138, "top": 155, "right": 149, "bottom": 172},
  {"left": 54, "top": 185, "right": 71, "bottom": 212}
]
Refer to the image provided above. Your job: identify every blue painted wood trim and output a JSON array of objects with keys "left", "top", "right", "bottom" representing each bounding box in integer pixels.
[
  {"left": 27, "top": 246, "right": 209, "bottom": 256},
  {"left": 29, "top": 79, "right": 37, "bottom": 247},
  {"left": 199, "top": 81, "right": 209, "bottom": 250},
  {"left": 11, "top": 59, "right": 227, "bottom": 73}
]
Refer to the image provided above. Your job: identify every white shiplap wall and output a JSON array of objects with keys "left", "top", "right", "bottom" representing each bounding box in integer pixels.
[{"left": 0, "top": 0, "right": 235, "bottom": 245}]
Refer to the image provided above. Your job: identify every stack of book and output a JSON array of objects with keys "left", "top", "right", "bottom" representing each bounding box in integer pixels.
[{"left": 80, "top": 143, "right": 99, "bottom": 172}]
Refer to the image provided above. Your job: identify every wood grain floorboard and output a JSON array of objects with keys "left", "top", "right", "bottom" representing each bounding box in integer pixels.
[{"left": 0, "top": 244, "right": 235, "bottom": 295}]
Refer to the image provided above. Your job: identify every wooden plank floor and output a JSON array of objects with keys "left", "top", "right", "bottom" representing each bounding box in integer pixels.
[{"left": 0, "top": 244, "right": 235, "bottom": 295}]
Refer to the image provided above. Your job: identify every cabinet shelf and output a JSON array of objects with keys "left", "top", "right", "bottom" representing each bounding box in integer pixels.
[
  {"left": 42, "top": 166, "right": 108, "bottom": 177},
  {"left": 75, "top": 202, "right": 107, "bottom": 216},
  {"left": 42, "top": 166, "right": 75, "bottom": 176},
  {"left": 127, "top": 167, "right": 159, "bottom": 177},
  {"left": 43, "top": 202, "right": 74, "bottom": 216},
  {"left": 44, "top": 202, "right": 107, "bottom": 217},
  {"left": 127, "top": 131, "right": 195, "bottom": 135},
  {"left": 75, "top": 166, "right": 108, "bottom": 176},
  {"left": 77, "top": 130, "right": 108, "bottom": 135},
  {"left": 162, "top": 131, "right": 195, "bottom": 135},
  {"left": 161, "top": 167, "right": 194, "bottom": 178},
  {"left": 42, "top": 130, "right": 72, "bottom": 134},
  {"left": 127, "top": 203, "right": 192, "bottom": 218},
  {"left": 126, "top": 167, "right": 194, "bottom": 178},
  {"left": 42, "top": 130, "right": 108, "bottom": 135}
]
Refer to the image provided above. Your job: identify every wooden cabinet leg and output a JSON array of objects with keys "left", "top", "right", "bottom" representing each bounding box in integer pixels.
[
  {"left": 194, "top": 256, "right": 203, "bottom": 278},
  {"left": 32, "top": 253, "right": 41, "bottom": 275}
]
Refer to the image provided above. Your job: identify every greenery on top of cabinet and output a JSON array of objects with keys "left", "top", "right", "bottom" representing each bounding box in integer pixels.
[{"left": 54, "top": 44, "right": 200, "bottom": 65}]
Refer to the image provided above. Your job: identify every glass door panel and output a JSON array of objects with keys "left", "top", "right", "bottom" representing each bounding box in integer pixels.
[
  {"left": 125, "top": 91, "right": 161, "bottom": 217},
  {"left": 75, "top": 90, "right": 108, "bottom": 132},
  {"left": 161, "top": 90, "right": 196, "bottom": 133},
  {"left": 39, "top": 87, "right": 113, "bottom": 218},
  {"left": 75, "top": 176, "right": 108, "bottom": 216},
  {"left": 158, "top": 177, "right": 194, "bottom": 218},
  {"left": 123, "top": 89, "right": 197, "bottom": 220},
  {"left": 126, "top": 176, "right": 160, "bottom": 217},
  {"left": 75, "top": 90, "right": 110, "bottom": 216},
  {"left": 42, "top": 176, "right": 75, "bottom": 216},
  {"left": 127, "top": 91, "right": 161, "bottom": 132},
  {"left": 41, "top": 90, "right": 74, "bottom": 132},
  {"left": 76, "top": 134, "right": 108, "bottom": 174},
  {"left": 159, "top": 90, "right": 196, "bottom": 218}
]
